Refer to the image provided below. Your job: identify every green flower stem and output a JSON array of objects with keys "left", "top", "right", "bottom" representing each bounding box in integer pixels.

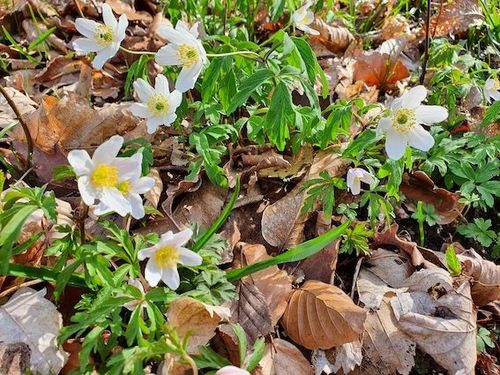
[
  {"left": 226, "top": 220, "right": 351, "bottom": 282},
  {"left": 119, "top": 46, "right": 156, "bottom": 55},
  {"left": 6, "top": 263, "right": 87, "bottom": 288},
  {"left": 206, "top": 50, "right": 260, "bottom": 58}
]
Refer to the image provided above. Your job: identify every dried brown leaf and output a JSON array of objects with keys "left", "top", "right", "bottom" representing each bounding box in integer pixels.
[
  {"left": 0, "top": 342, "right": 30, "bottom": 375},
  {"left": 258, "top": 338, "right": 313, "bottom": 375},
  {"left": 144, "top": 168, "right": 162, "bottom": 208},
  {"left": 353, "top": 50, "right": 409, "bottom": 88},
  {"left": 460, "top": 249, "right": 500, "bottom": 306},
  {"left": 309, "top": 19, "right": 354, "bottom": 54},
  {"left": 0, "top": 87, "right": 36, "bottom": 128},
  {"left": 166, "top": 297, "right": 230, "bottom": 355},
  {"left": 105, "top": 0, "right": 153, "bottom": 22},
  {"left": 427, "top": 0, "right": 483, "bottom": 38},
  {"left": 230, "top": 281, "right": 273, "bottom": 343},
  {"left": 281, "top": 281, "right": 366, "bottom": 350},
  {"left": 241, "top": 244, "right": 293, "bottom": 325}
]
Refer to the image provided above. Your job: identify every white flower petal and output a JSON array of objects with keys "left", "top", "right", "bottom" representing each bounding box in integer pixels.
[
  {"left": 160, "top": 231, "right": 174, "bottom": 243},
  {"left": 385, "top": 131, "right": 408, "bottom": 160},
  {"left": 189, "top": 22, "right": 200, "bottom": 38},
  {"left": 154, "top": 74, "right": 170, "bottom": 94},
  {"left": 133, "top": 78, "right": 155, "bottom": 103},
  {"left": 131, "top": 176, "right": 155, "bottom": 194},
  {"left": 400, "top": 85, "right": 427, "bottom": 109},
  {"left": 114, "top": 153, "right": 142, "bottom": 181},
  {"left": 116, "top": 14, "right": 128, "bottom": 41},
  {"left": 158, "top": 113, "right": 177, "bottom": 128},
  {"left": 171, "top": 228, "right": 193, "bottom": 246},
  {"left": 130, "top": 103, "right": 152, "bottom": 118},
  {"left": 415, "top": 105, "right": 448, "bottom": 124},
  {"left": 168, "top": 90, "right": 183, "bottom": 111},
  {"left": 489, "top": 90, "right": 500, "bottom": 102},
  {"left": 146, "top": 116, "right": 165, "bottom": 133},
  {"left": 408, "top": 124, "right": 435, "bottom": 152},
  {"left": 93, "top": 202, "right": 112, "bottom": 216},
  {"left": 75, "top": 18, "right": 99, "bottom": 38},
  {"left": 138, "top": 245, "right": 157, "bottom": 260},
  {"left": 72, "top": 38, "right": 100, "bottom": 53},
  {"left": 175, "top": 62, "right": 203, "bottom": 92},
  {"left": 349, "top": 180, "right": 361, "bottom": 195},
  {"left": 178, "top": 247, "right": 203, "bottom": 266},
  {"left": 161, "top": 267, "right": 180, "bottom": 290},
  {"left": 376, "top": 117, "right": 391, "bottom": 135},
  {"left": 68, "top": 149, "right": 93, "bottom": 176},
  {"left": 157, "top": 24, "right": 190, "bottom": 44},
  {"left": 144, "top": 258, "right": 162, "bottom": 287},
  {"left": 155, "top": 44, "right": 181, "bottom": 66},
  {"left": 100, "top": 188, "right": 131, "bottom": 216},
  {"left": 92, "top": 44, "right": 119, "bottom": 69},
  {"left": 346, "top": 168, "right": 356, "bottom": 190},
  {"left": 296, "top": 24, "right": 320, "bottom": 35},
  {"left": 77, "top": 176, "right": 96, "bottom": 205},
  {"left": 92, "top": 135, "right": 124, "bottom": 164},
  {"left": 101, "top": 3, "right": 117, "bottom": 29},
  {"left": 129, "top": 194, "right": 146, "bottom": 219},
  {"left": 360, "top": 170, "right": 375, "bottom": 185}
]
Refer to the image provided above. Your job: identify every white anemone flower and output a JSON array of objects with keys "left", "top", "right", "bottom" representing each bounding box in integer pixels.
[
  {"left": 216, "top": 366, "right": 251, "bottom": 375},
  {"left": 376, "top": 85, "right": 448, "bottom": 160},
  {"left": 73, "top": 3, "right": 128, "bottom": 69},
  {"left": 155, "top": 21, "right": 208, "bottom": 93},
  {"left": 130, "top": 75, "right": 182, "bottom": 134},
  {"left": 483, "top": 77, "right": 500, "bottom": 103},
  {"left": 138, "top": 228, "right": 202, "bottom": 289},
  {"left": 346, "top": 168, "right": 375, "bottom": 195},
  {"left": 93, "top": 153, "right": 155, "bottom": 219},
  {"left": 68, "top": 135, "right": 133, "bottom": 216},
  {"left": 292, "top": 1, "right": 319, "bottom": 36}
]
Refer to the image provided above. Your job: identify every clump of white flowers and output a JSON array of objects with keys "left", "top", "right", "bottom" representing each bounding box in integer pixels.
[
  {"left": 292, "top": 1, "right": 319, "bottom": 36},
  {"left": 346, "top": 168, "right": 375, "bottom": 195},
  {"left": 68, "top": 135, "right": 154, "bottom": 218},
  {"left": 484, "top": 77, "right": 500, "bottom": 103},
  {"left": 73, "top": 3, "right": 128, "bottom": 69},
  {"left": 137, "top": 228, "right": 202, "bottom": 290},
  {"left": 155, "top": 21, "right": 208, "bottom": 93},
  {"left": 130, "top": 74, "right": 182, "bottom": 134},
  {"left": 377, "top": 85, "right": 448, "bottom": 160}
]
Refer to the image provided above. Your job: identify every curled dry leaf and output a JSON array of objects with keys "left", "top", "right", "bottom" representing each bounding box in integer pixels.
[
  {"left": 240, "top": 243, "right": 293, "bottom": 325},
  {"left": 426, "top": 0, "right": 483, "bottom": 38},
  {"left": 230, "top": 280, "right": 273, "bottom": 343},
  {"left": 390, "top": 279, "right": 477, "bottom": 374},
  {"left": 0, "top": 288, "right": 68, "bottom": 375},
  {"left": 281, "top": 280, "right": 366, "bottom": 350},
  {"left": 258, "top": 145, "right": 313, "bottom": 179},
  {"left": 0, "top": 87, "right": 37, "bottom": 128},
  {"left": 144, "top": 168, "right": 163, "bottom": 209},
  {"left": 309, "top": 19, "right": 354, "bottom": 54},
  {"left": 353, "top": 50, "right": 409, "bottom": 88},
  {"left": 258, "top": 338, "right": 313, "bottom": 375},
  {"left": 312, "top": 341, "right": 363, "bottom": 375},
  {"left": 400, "top": 171, "right": 463, "bottom": 225},
  {"left": 166, "top": 297, "right": 230, "bottom": 355}
]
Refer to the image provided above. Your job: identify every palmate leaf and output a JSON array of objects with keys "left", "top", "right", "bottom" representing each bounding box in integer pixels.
[{"left": 265, "top": 81, "right": 294, "bottom": 151}]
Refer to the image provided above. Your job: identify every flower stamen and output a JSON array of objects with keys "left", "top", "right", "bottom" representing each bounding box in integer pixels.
[
  {"left": 147, "top": 94, "right": 170, "bottom": 116},
  {"left": 94, "top": 24, "right": 114, "bottom": 47},
  {"left": 178, "top": 44, "right": 199, "bottom": 68},
  {"left": 117, "top": 180, "right": 131, "bottom": 195},
  {"left": 154, "top": 246, "right": 180, "bottom": 269},
  {"left": 391, "top": 108, "right": 416, "bottom": 134},
  {"left": 91, "top": 163, "right": 119, "bottom": 188}
]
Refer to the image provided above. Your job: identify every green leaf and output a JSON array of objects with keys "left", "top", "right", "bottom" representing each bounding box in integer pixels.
[
  {"left": 227, "top": 220, "right": 350, "bottom": 281},
  {"left": 28, "top": 26, "right": 56, "bottom": 51},
  {"left": 342, "top": 130, "right": 379, "bottom": 159},
  {"left": 265, "top": 81, "right": 294, "bottom": 151},
  {"left": 292, "top": 37, "right": 316, "bottom": 84},
  {"left": 445, "top": 245, "right": 462, "bottom": 276},
  {"left": 246, "top": 337, "right": 265, "bottom": 371},
  {"left": 231, "top": 324, "right": 248, "bottom": 365},
  {"left": 481, "top": 100, "right": 500, "bottom": 128},
  {"left": 227, "top": 69, "right": 273, "bottom": 114},
  {"left": 52, "top": 165, "right": 76, "bottom": 181}
]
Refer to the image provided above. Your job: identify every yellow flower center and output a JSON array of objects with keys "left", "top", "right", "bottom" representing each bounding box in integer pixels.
[
  {"left": 117, "top": 180, "right": 131, "bottom": 196},
  {"left": 391, "top": 108, "right": 416, "bottom": 134},
  {"left": 91, "top": 163, "right": 119, "bottom": 188},
  {"left": 147, "top": 94, "right": 170, "bottom": 116},
  {"left": 94, "top": 24, "right": 114, "bottom": 47},
  {"left": 178, "top": 44, "right": 199, "bottom": 68},
  {"left": 154, "top": 246, "right": 180, "bottom": 269}
]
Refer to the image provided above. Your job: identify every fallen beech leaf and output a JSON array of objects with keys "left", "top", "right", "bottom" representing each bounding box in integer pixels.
[
  {"left": 353, "top": 50, "right": 409, "bottom": 88},
  {"left": 258, "top": 338, "right": 313, "bottom": 375},
  {"left": 357, "top": 267, "right": 406, "bottom": 309},
  {"left": 390, "top": 281, "right": 476, "bottom": 373},
  {"left": 167, "top": 297, "right": 230, "bottom": 355},
  {"left": 0, "top": 342, "right": 30, "bottom": 375},
  {"left": 144, "top": 168, "right": 163, "bottom": 208},
  {"left": 459, "top": 249, "right": 500, "bottom": 306},
  {"left": 241, "top": 244, "right": 293, "bottom": 325},
  {"left": 362, "top": 298, "right": 415, "bottom": 375},
  {"left": 427, "top": 0, "right": 483, "bottom": 38},
  {"left": 259, "top": 145, "right": 313, "bottom": 179},
  {"left": 312, "top": 341, "right": 362, "bottom": 375},
  {"left": 281, "top": 280, "right": 366, "bottom": 350},
  {"left": 0, "top": 87, "right": 36, "bottom": 128},
  {"left": 0, "top": 288, "right": 67, "bottom": 374},
  {"left": 309, "top": 19, "right": 354, "bottom": 53},
  {"left": 105, "top": 0, "right": 153, "bottom": 22},
  {"left": 400, "top": 171, "right": 463, "bottom": 225}
]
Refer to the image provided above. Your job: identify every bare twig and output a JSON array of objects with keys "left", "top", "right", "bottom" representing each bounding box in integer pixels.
[
  {"left": 419, "top": 0, "right": 432, "bottom": 84},
  {"left": 0, "top": 84, "right": 33, "bottom": 170},
  {"left": 0, "top": 279, "right": 43, "bottom": 298}
]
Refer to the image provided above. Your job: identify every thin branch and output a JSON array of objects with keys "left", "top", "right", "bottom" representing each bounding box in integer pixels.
[
  {"left": 0, "top": 84, "right": 33, "bottom": 170},
  {"left": 419, "top": 0, "right": 432, "bottom": 84}
]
